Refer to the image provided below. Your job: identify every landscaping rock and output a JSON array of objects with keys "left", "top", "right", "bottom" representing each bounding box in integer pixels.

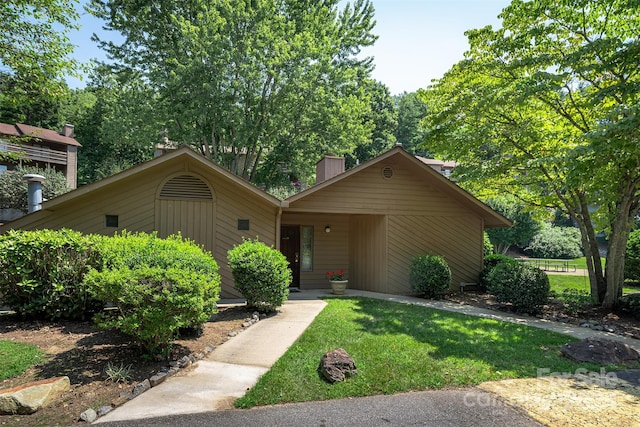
[
  {"left": 111, "top": 395, "right": 130, "bottom": 407},
  {"left": 149, "top": 372, "right": 168, "bottom": 387},
  {"left": 561, "top": 338, "right": 640, "bottom": 365},
  {"left": 131, "top": 379, "right": 151, "bottom": 397},
  {"left": 319, "top": 348, "right": 358, "bottom": 383},
  {"left": 97, "top": 405, "right": 113, "bottom": 416},
  {"left": 0, "top": 376, "right": 70, "bottom": 415},
  {"left": 79, "top": 408, "right": 97, "bottom": 423}
]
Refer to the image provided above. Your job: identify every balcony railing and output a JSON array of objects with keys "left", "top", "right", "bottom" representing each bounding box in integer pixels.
[{"left": 0, "top": 141, "right": 68, "bottom": 165}]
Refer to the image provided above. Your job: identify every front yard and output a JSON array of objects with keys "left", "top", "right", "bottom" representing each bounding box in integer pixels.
[{"left": 236, "top": 297, "right": 625, "bottom": 408}]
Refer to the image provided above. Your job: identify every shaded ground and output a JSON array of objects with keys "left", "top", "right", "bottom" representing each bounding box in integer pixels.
[
  {"left": 446, "top": 291, "right": 640, "bottom": 340},
  {"left": 0, "top": 306, "right": 256, "bottom": 427}
]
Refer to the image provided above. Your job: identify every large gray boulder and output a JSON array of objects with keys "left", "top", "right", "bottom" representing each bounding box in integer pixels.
[
  {"left": 561, "top": 338, "right": 640, "bottom": 365},
  {"left": 0, "top": 376, "right": 70, "bottom": 415},
  {"left": 319, "top": 348, "right": 358, "bottom": 383}
]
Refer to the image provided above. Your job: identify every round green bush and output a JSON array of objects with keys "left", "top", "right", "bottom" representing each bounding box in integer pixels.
[
  {"left": 524, "top": 225, "right": 582, "bottom": 259},
  {"left": 478, "top": 254, "right": 518, "bottom": 291},
  {"left": 85, "top": 265, "right": 220, "bottom": 355},
  {"left": 0, "top": 229, "right": 104, "bottom": 320},
  {"left": 486, "top": 262, "right": 550, "bottom": 314},
  {"left": 409, "top": 254, "right": 451, "bottom": 298},
  {"left": 227, "top": 238, "right": 292, "bottom": 311},
  {"left": 85, "top": 231, "right": 220, "bottom": 355},
  {"left": 624, "top": 229, "right": 640, "bottom": 282}
]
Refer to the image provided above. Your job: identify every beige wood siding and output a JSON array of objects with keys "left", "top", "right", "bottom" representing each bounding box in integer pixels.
[
  {"left": 288, "top": 157, "right": 470, "bottom": 215},
  {"left": 8, "top": 155, "right": 280, "bottom": 298},
  {"left": 280, "top": 213, "right": 349, "bottom": 289},
  {"left": 211, "top": 178, "right": 277, "bottom": 297},
  {"left": 388, "top": 214, "right": 483, "bottom": 293},
  {"left": 349, "top": 215, "right": 387, "bottom": 292}
]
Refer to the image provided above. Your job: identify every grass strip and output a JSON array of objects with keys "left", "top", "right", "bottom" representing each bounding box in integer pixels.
[
  {"left": 237, "top": 297, "right": 620, "bottom": 408},
  {"left": 0, "top": 340, "right": 44, "bottom": 381}
]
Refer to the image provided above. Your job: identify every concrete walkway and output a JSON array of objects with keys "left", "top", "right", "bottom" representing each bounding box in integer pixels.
[
  {"left": 96, "top": 288, "right": 639, "bottom": 424},
  {"left": 96, "top": 298, "right": 327, "bottom": 423}
]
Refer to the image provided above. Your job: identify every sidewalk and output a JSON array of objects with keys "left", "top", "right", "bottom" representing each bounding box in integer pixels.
[
  {"left": 97, "top": 287, "right": 639, "bottom": 424},
  {"left": 95, "top": 298, "right": 327, "bottom": 423}
]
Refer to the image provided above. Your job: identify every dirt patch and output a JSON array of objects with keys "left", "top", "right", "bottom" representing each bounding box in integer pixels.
[
  {"left": 479, "top": 376, "right": 640, "bottom": 427},
  {"left": 0, "top": 305, "right": 258, "bottom": 426}
]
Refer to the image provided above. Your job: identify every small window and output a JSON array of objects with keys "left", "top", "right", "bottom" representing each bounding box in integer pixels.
[
  {"left": 105, "top": 215, "right": 119, "bottom": 228},
  {"left": 238, "top": 219, "right": 250, "bottom": 230},
  {"left": 301, "top": 226, "right": 314, "bottom": 271}
]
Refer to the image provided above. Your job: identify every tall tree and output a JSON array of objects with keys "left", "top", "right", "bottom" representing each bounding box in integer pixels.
[
  {"left": 89, "top": 0, "right": 377, "bottom": 183},
  {"left": 394, "top": 91, "right": 429, "bottom": 156},
  {"left": 72, "top": 68, "right": 161, "bottom": 184},
  {"left": 0, "top": 0, "right": 80, "bottom": 125},
  {"left": 421, "top": 0, "right": 640, "bottom": 309},
  {"left": 345, "top": 80, "right": 397, "bottom": 169}
]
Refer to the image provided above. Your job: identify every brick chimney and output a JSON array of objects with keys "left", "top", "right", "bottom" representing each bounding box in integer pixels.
[
  {"left": 61, "top": 124, "right": 75, "bottom": 137},
  {"left": 316, "top": 155, "right": 345, "bottom": 184}
]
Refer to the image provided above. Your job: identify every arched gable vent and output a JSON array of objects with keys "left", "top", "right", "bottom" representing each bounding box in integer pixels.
[{"left": 159, "top": 175, "right": 213, "bottom": 200}]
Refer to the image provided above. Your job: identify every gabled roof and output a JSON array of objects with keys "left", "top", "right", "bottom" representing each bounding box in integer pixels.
[
  {"left": 1, "top": 147, "right": 281, "bottom": 230},
  {"left": 0, "top": 123, "right": 81, "bottom": 147},
  {"left": 286, "top": 146, "right": 511, "bottom": 228}
]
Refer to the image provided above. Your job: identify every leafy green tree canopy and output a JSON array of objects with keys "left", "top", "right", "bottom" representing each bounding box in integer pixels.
[
  {"left": 89, "top": 0, "right": 378, "bottom": 185},
  {"left": 0, "top": 0, "right": 80, "bottom": 126},
  {"left": 484, "top": 196, "right": 539, "bottom": 255},
  {"left": 421, "top": 0, "right": 640, "bottom": 309}
]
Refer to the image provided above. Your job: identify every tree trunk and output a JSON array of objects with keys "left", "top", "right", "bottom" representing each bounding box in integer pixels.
[
  {"left": 602, "top": 180, "right": 639, "bottom": 309},
  {"left": 567, "top": 193, "right": 606, "bottom": 304}
]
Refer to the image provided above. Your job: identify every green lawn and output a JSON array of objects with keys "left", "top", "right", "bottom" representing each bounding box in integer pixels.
[
  {"left": 547, "top": 274, "right": 639, "bottom": 295},
  {"left": 236, "top": 297, "right": 621, "bottom": 408},
  {"left": 571, "top": 257, "right": 606, "bottom": 270},
  {"left": 0, "top": 340, "right": 44, "bottom": 381}
]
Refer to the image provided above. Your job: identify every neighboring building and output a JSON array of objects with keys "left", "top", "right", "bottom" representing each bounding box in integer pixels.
[
  {"left": 0, "top": 146, "right": 510, "bottom": 298},
  {"left": 416, "top": 156, "right": 457, "bottom": 179},
  {"left": 0, "top": 123, "right": 80, "bottom": 189}
]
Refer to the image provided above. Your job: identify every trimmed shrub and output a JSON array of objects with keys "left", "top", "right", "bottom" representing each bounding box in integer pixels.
[
  {"left": 85, "top": 231, "right": 220, "bottom": 354},
  {"left": 409, "top": 254, "right": 452, "bottom": 298},
  {"left": 0, "top": 229, "right": 103, "bottom": 320},
  {"left": 524, "top": 224, "right": 582, "bottom": 259},
  {"left": 486, "top": 262, "right": 550, "bottom": 314},
  {"left": 227, "top": 238, "right": 291, "bottom": 311},
  {"left": 624, "top": 229, "right": 640, "bottom": 282},
  {"left": 618, "top": 294, "right": 640, "bottom": 320},
  {"left": 85, "top": 266, "right": 219, "bottom": 355},
  {"left": 94, "top": 231, "right": 219, "bottom": 276},
  {"left": 478, "top": 254, "right": 518, "bottom": 291}
]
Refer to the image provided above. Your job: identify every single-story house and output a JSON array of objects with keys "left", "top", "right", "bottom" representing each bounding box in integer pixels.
[{"left": 0, "top": 146, "right": 510, "bottom": 298}]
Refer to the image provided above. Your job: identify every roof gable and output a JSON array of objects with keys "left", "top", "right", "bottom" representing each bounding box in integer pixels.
[
  {"left": 286, "top": 147, "right": 511, "bottom": 228},
  {"left": 1, "top": 147, "right": 281, "bottom": 230}
]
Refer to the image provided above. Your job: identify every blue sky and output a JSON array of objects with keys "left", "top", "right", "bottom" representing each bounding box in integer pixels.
[{"left": 68, "top": 0, "right": 511, "bottom": 95}]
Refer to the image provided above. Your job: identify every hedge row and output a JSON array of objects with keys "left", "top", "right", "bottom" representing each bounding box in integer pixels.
[{"left": 0, "top": 229, "right": 221, "bottom": 355}]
